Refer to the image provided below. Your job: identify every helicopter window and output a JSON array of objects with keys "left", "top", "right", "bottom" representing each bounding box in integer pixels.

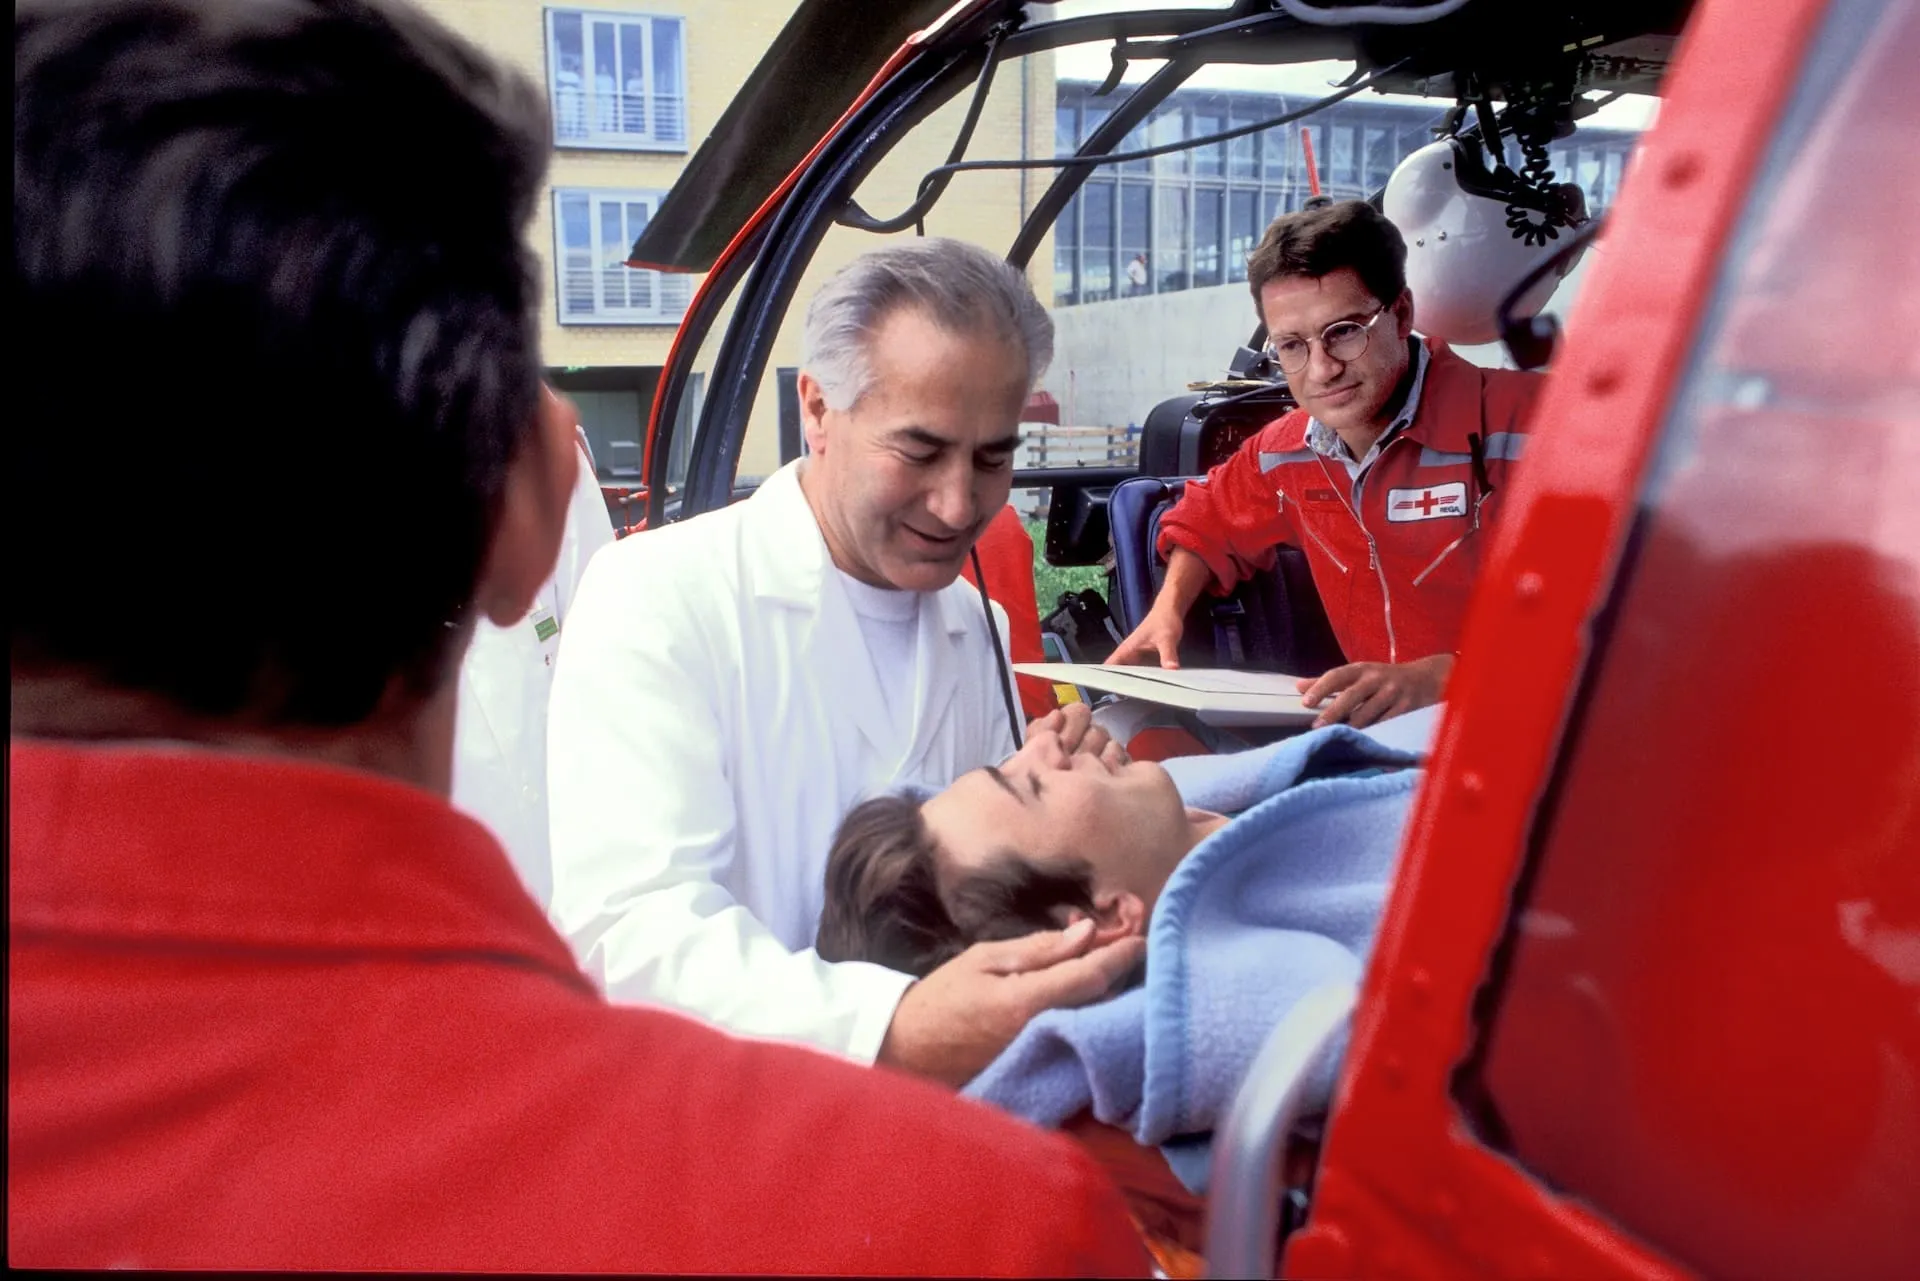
[{"left": 1453, "top": 2, "right": 1919, "bottom": 1277}]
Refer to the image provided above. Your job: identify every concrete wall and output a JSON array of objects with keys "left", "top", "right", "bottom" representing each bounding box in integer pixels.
[{"left": 1050, "top": 283, "right": 1264, "bottom": 430}]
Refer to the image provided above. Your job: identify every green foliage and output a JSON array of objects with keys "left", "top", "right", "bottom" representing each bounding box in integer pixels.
[{"left": 1025, "top": 520, "right": 1106, "bottom": 614}]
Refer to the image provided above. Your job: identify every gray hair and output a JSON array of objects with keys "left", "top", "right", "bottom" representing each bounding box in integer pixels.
[{"left": 801, "top": 237, "right": 1054, "bottom": 411}]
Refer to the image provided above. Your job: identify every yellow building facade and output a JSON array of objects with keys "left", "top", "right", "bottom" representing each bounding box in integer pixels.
[{"left": 418, "top": 0, "right": 1054, "bottom": 487}]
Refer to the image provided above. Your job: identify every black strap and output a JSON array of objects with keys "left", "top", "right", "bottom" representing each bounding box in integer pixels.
[
  {"left": 1467, "top": 430, "right": 1496, "bottom": 498},
  {"left": 970, "top": 545, "right": 1025, "bottom": 750}
]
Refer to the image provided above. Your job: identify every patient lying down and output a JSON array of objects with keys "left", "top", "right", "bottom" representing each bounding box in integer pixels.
[
  {"left": 817, "top": 731, "right": 1227, "bottom": 979},
  {"left": 818, "top": 723, "right": 1424, "bottom": 1196}
]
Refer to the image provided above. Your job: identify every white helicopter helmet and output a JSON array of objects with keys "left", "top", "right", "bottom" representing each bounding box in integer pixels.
[{"left": 1383, "top": 136, "right": 1590, "bottom": 346}]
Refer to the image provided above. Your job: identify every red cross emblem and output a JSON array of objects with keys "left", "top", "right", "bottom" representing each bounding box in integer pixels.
[{"left": 1386, "top": 481, "right": 1467, "bottom": 523}]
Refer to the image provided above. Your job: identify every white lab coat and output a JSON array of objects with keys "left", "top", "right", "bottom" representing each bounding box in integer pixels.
[
  {"left": 546, "top": 460, "right": 1019, "bottom": 1061},
  {"left": 452, "top": 435, "right": 615, "bottom": 907}
]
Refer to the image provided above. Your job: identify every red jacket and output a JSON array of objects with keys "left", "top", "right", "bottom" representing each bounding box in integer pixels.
[
  {"left": 1157, "top": 343, "right": 1542, "bottom": 665},
  {"left": 6, "top": 741, "right": 1148, "bottom": 1276}
]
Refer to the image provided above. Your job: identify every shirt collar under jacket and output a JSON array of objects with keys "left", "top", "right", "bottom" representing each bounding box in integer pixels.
[{"left": 1303, "top": 336, "right": 1431, "bottom": 478}]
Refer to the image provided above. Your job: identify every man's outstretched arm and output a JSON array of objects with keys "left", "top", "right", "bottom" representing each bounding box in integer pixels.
[{"left": 1111, "top": 439, "right": 1297, "bottom": 668}]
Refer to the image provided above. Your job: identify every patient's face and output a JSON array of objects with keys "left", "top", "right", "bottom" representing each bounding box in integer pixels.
[{"left": 920, "top": 730, "right": 1201, "bottom": 920}]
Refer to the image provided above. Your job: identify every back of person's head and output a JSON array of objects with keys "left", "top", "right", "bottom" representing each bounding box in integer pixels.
[
  {"left": 817, "top": 794, "right": 1098, "bottom": 976},
  {"left": 12, "top": 0, "right": 551, "bottom": 727},
  {"left": 1246, "top": 199, "right": 1409, "bottom": 314},
  {"left": 801, "top": 237, "right": 1055, "bottom": 412}
]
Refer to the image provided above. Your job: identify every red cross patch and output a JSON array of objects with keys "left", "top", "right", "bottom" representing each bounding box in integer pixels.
[{"left": 1386, "top": 481, "right": 1467, "bottom": 522}]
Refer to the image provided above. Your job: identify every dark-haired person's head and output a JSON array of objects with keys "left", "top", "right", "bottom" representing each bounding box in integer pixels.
[
  {"left": 12, "top": 0, "right": 574, "bottom": 786},
  {"left": 1246, "top": 199, "right": 1414, "bottom": 435},
  {"left": 817, "top": 736, "right": 1226, "bottom": 977}
]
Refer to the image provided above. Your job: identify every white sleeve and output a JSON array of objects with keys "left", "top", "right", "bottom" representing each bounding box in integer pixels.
[
  {"left": 551, "top": 440, "right": 617, "bottom": 620},
  {"left": 545, "top": 548, "right": 913, "bottom": 1063}
]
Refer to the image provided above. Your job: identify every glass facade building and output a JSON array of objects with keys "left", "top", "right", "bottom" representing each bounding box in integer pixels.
[{"left": 1053, "top": 81, "right": 1639, "bottom": 307}]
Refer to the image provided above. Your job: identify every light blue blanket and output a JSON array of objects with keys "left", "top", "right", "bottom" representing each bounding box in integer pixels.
[{"left": 962, "top": 725, "right": 1423, "bottom": 1193}]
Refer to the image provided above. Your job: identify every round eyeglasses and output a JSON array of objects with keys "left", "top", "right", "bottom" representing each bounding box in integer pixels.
[{"left": 1262, "top": 305, "right": 1390, "bottom": 375}]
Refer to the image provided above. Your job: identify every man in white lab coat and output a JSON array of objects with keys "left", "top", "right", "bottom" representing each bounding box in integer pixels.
[
  {"left": 452, "top": 390, "right": 615, "bottom": 907},
  {"left": 548, "top": 239, "right": 1143, "bottom": 1088}
]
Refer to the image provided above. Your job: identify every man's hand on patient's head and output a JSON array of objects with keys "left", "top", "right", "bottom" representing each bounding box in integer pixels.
[{"left": 876, "top": 919, "right": 1147, "bottom": 1089}]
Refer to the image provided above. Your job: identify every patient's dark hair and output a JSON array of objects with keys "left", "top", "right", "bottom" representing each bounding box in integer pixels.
[{"left": 818, "top": 795, "right": 1100, "bottom": 977}]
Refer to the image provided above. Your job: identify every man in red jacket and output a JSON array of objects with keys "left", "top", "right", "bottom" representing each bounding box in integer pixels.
[
  {"left": 6, "top": 1, "right": 1146, "bottom": 1274},
  {"left": 1109, "top": 201, "right": 1541, "bottom": 728}
]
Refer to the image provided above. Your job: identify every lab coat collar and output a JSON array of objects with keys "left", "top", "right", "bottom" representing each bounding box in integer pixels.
[
  {"left": 744, "top": 460, "right": 837, "bottom": 608},
  {"left": 746, "top": 459, "right": 971, "bottom": 637},
  {"left": 906, "top": 586, "right": 973, "bottom": 775},
  {"left": 743, "top": 461, "right": 979, "bottom": 768}
]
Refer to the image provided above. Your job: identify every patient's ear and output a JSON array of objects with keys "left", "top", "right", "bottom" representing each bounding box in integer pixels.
[
  {"left": 1061, "top": 891, "right": 1147, "bottom": 943},
  {"left": 1106, "top": 891, "right": 1148, "bottom": 939}
]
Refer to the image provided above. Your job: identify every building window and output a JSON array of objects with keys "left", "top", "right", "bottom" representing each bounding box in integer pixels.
[
  {"left": 1193, "top": 187, "right": 1224, "bottom": 287},
  {"left": 1600, "top": 148, "right": 1625, "bottom": 209},
  {"left": 1155, "top": 186, "right": 1189, "bottom": 291},
  {"left": 546, "top": 9, "right": 687, "bottom": 151},
  {"left": 1228, "top": 188, "right": 1259, "bottom": 281},
  {"left": 1056, "top": 103, "right": 1078, "bottom": 158},
  {"left": 1579, "top": 148, "right": 1605, "bottom": 195},
  {"left": 1055, "top": 190, "right": 1081, "bottom": 306},
  {"left": 1229, "top": 105, "right": 1261, "bottom": 180},
  {"left": 1151, "top": 105, "right": 1188, "bottom": 177},
  {"left": 1081, "top": 101, "right": 1112, "bottom": 155},
  {"left": 1050, "top": 82, "right": 1642, "bottom": 308},
  {"left": 1191, "top": 98, "right": 1226, "bottom": 178},
  {"left": 1262, "top": 122, "right": 1293, "bottom": 185},
  {"left": 1120, "top": 117, "right": 1152, "bottom": 175},
  {"left": 552, "top": 189, "right": 691, "bottom": 324},
  {"left": 1364, "top": 125, "right": 1396, "bottom": 191},
  {"left": 1329, "top": 124, "right": 1358, "bottom": 188},
  {"left": 1120, "top": 182, "right": 1152, "bottom": 295},
  {"left": 1081, "top": 180, "right": 1116, "bottom": 303}
]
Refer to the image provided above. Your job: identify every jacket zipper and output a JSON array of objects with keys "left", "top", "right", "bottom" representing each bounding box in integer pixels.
[
  {"left": 1317, "top": 451, "right": 1398, "bottom": 663},
  {"left": 1298, "top": 516, "right": 1348, "bottom": 575},
  {"left": 1412, "top": 532, "right": 1469, "bottom": 587},
  {"left": 1411, "top": 479, "right": 1489, "bottom": 587}
]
